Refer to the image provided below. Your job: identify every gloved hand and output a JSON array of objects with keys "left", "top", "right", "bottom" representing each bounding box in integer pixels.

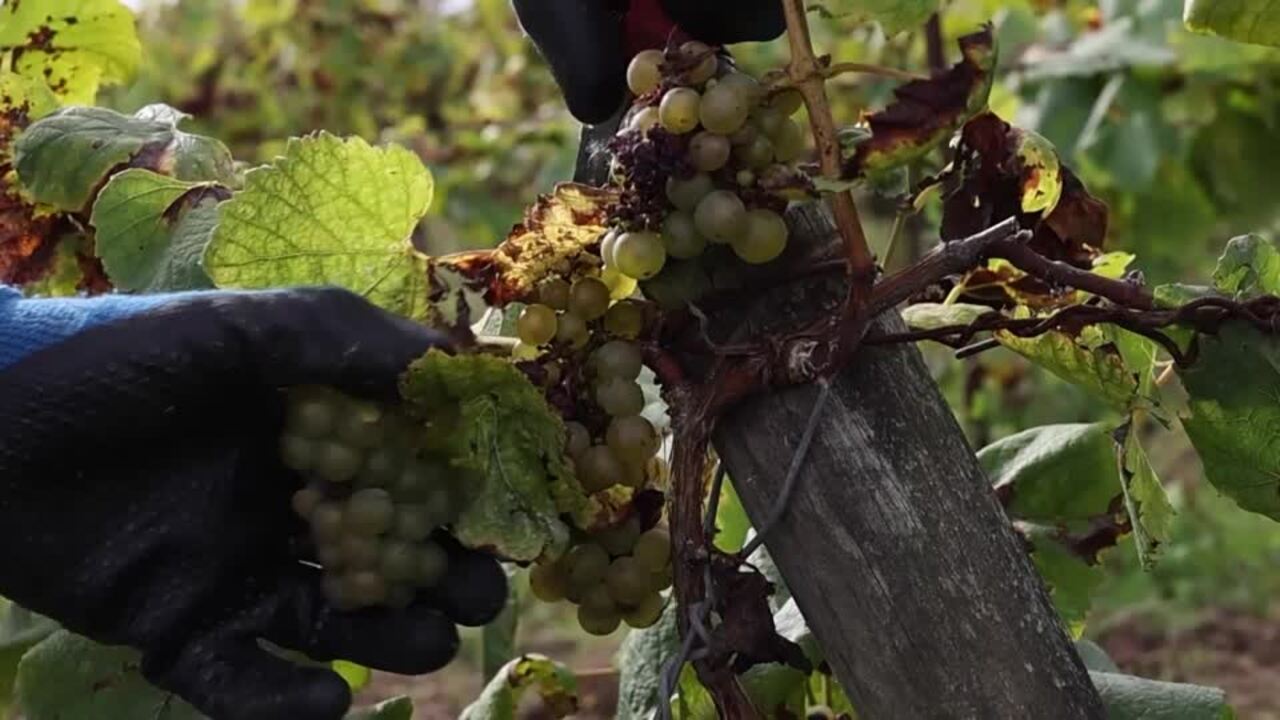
[
  {"left": 513, "top": 0, "right": 786, "bottom": 124},
  {"left": 0, "top": 286, "right": 507, "bottom": 720}
]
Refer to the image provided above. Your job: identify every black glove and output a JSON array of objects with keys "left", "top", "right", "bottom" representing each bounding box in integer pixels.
[
  {"left": 513, "top": 0, "right": 785, "bottom": 124},
  {"left": 0, "top": 287, "right": 507, "bottom": 720}
]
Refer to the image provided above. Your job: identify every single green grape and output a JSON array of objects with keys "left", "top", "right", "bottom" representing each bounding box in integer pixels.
[
  {"left": 555, "top": 311, "right": 589, "bottom": 349},
  {"left": 680, "top": 41, "right": 718, "bottom": 84},
  {"left": 605, "top": 556, "right": 652, "bottom": 606},
  {"left": 360, "top": 447, "right": 402, "bottom": 487},
  {"left": 599, "top": 230, "right": 620, "bottom": 268},
  {"left": 659, "top": 87, "right": 701, "bottom": 134},
  {"left": 693, "top": 190, "right": 748, "bottom": 244},
  {"left": 395, "top": 458, "right": 447, "bottom": 499},
  {"left": 699, "top": 82, "right": 750, "bottom": 135},
  {"left": 592, "top": 340, "right": 643, "bottom": 380},
  {"left": 594, "top": 516, "right": 642, "bottom": 557},
  {"left": 392, "top": 503, "right": 435, "bottom": 542},
  {"left": 566, "top": 543, "right": 611, "bottom": 589},
  {"left": 310, "top": 502, "right": 345, "bottom": 543},
  {"left": 596, "top": 378, "right": 646, "bottom": 417},
  {"left": 280, "top": 434, "right": 318, "bottom": 473},
  {"left": 339, "top": 534, "right": 382, "bottom": 570},
  {"left": 517, "top": 304, "right": 558, "bottom": 346},
  {"left": 732, "top": 208, "right": 788, "bottom": 264},
  {"left": 564, "top": 421, "right": 592, "bottom": 458},
  {"left": 629, "top": 106, "right": 660, "bottom": 133},
  {"left": 291, "top": 486, "right": 325, "bottom": 520},
  {"left": 734, "top": 135, "right": 775, "bottom": 170},
  {"left": 769, "top": 88, "right": 804, "bottom": 116},
  {"left": 729, "top": 120, "right": 758, "bottom": 146},
  {"left": 736, "top": 169, "right": 756, "bottom": 187},
  {"left": 577, "top": 603, "right": 621, "bottom": 636},
  {"left": 345, "top": 488, "right": 395, "bottom": 536},
  {"left": 538, "top": 278, "right": 571, "bottom": 311},
  {"left": 577, "top": 444, "right": 623, "bottom": 493},
  {"left": 415, "top": 542, "right": 449, "bottom": 587},
  {"left": 342, "top": 570, "right": 388, "bottom": 607},
  {"left": 633, "top": 527, "right": 672, "bottom": 571},
  {"left": 613, "top": 231, "right": 667, "bottom": 280},
  {"left": 606, "top": 415, "right": 660, "bottom": 465},
  {"left": 639, "top": 260, "right": 710, "bottom": 310},
  {"left": 569, "top": 277, "right": 611, "bottom": 320},
  {"left": 529, "top": 560, "right": 570, "bottom": 602},
  {"left": 718, "top": 72, "right": 762, "bottom": 105},
  {"left": 314, "top": 442, "right": 364, "bottom": 484},
  {"left": 622, "top": 591, "right": 666, "bottom": 629},
  {"left": 665, "top": 172, "right": 714, "bottom": 211},
  {"left": 604, "top": 300, "right": 646, "bottom": 339},
  {"left": 337, "top": 400, "right": 384, "bottom": 449},
  {"left": 661, "top": 211, "right": 708, "bottom": 259},
  {"left": 626, "top": 49, "right": 664, "bottom": 95},
  {"left": 688, "top": 131, "right": 731, "bottom": 172},
  {"left": 287, "top": 388, "right": 339, "bottom": 438},
  {"left": 379, "top": 540, "right": 420, "bottom": 582},
  {"left": 755, "top": 108, "right": 786, "bottom": 136},
  {"left": 771, "top": 118, "right": 806, "bottom": 163}
]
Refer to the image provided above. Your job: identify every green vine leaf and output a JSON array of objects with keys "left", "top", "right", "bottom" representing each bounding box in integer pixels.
[
  {"left": 1212, "top": 234, "right": 1280, "bottom": 296},
  {"left": 205, "top": 133, "right": 434, "bottom": 320},
  {"left": 816, "top": 0, "right": 941, "bottom": 37},
  {"left": 89, "top": 168, "right": 225, "bottom": 292},
  {"left": 979, "top": 423, "right": 1120, "bottom": 524},
  {"left": 14, "top": 106, "right": 235, "bottom": 212},
  {"left": 1021, "top": 523, "right": 1107, "bottom": 639},
  {"left": 1115, "top": 422, "right": 1174, "bottom": 570},
  {"left": 15, "top": 631, "right": 204, "bottom": 720},
  {"left": 0, "top": 0, "right": 141, "bottom": 106},
  {"left": 400, "top": 350, "right": 590, "bottom": 562},
  {"left": 995, "top": 324, "right": 1153, "bottom": 411},
  {"left": 459, "top": 654, "right": 578, "bottom": 720},
  {"left": 1091, "top": 671, "right": 1234, "bottom": 719},
  {"left": 1185, "top": 0, "right": 1280, "bottom": 49}
]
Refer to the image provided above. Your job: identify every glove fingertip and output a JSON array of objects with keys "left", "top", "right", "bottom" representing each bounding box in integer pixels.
[{"left": 432, "top": 547, "right": 508, "bottom": 627}]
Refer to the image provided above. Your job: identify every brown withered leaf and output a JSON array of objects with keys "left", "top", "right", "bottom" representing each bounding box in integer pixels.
[
  {"left": 0, "top": 90, "right": 60, "bottom": 287},
  {"left": 941, "top": 112, "right": 1108, "bottom": 269},
  {"left": 432, "top": 182, "right": 619, "bottom": 306},
  {"left": 709, "top": 566, "right": 812, "bottom": 675},
  {"left": 844, "top": 25, "right": 996, "bottom": 178}
]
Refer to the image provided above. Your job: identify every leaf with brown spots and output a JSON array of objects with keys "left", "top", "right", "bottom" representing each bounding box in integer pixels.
[
  {"left": 843, "top": 24, "right": 996, "bottom": 178},
  {"left": 0, "top": 0, "right": 141, "bottom": 106},
  {"left": 432, "top": 182, "right": 619, "bottom": 306},
  {"left": 941, "top": 112, "right": 1108, "bottom": 268}
]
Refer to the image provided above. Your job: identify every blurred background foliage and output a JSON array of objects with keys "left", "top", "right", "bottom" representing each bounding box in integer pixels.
[{"left": 108, "top": 0, "right": 1280, "bottom": 715}]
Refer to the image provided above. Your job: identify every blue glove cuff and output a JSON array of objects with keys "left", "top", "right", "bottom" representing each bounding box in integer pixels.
[{"left": 0, "top": 287, "right": 213, "bottom": 369}]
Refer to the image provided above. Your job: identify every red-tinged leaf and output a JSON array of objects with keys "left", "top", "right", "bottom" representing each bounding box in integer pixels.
[
  {"left": 431, "top": 183, "right": 620, "bottom": 306},
  {"left": 843, "top": 25, "right": 996, "bottom": 178},
  {"left": 941, "top": 112, "right": 1108, "bottom": 269}
]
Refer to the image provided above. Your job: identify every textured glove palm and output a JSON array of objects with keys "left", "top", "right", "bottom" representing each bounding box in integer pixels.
[{"left": 0, "top": 288, "right": 506, "bottom": 720}]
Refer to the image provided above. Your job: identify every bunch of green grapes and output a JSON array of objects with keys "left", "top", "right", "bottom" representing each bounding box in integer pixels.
[
  {"left": 280, "top": 387, "right": 467, "bottom": 611},
  {"left": 528, "top": 521, "right": 673, "bottom": 635},
  {"left": 602, "top": 42, "right": 803, "bottom": 306},
  {"left": 508, "top": 272, "right": 675, "bottom": 634}
]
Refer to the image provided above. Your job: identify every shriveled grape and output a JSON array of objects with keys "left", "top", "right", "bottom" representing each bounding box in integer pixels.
[
  {"left": 680, "top": 41, "right": 717, "bottom": 85},
  {"left": 688, "top": 131, "right": 731, "bottom": 172},
  {"left": 593, "top": 340, "right": 643, "bottom": 380},
  {"left": 613, "top": 231, "right": 667, "bottom": 280},
  {"left": 665, "top": 172, "right": 714, "bottom": 211},
  {"left": 659, "top": 87, "right": 700, "bottom": 134},
  {"left": 626, "top": 49, "right": 664, "bottom": 95},
  {"left": 661, "top": 211, "right": 708, "bottom": 259},
  {"left": 694, "top": 190, "right": 747, "bottom": 244},
  {"left": 517, "top": 304, "right": 558, "bottom": 346},
  {"left": 596, "top": 378, "right": 645, "bottom": 417},
  {"left": 569, "top": 277, "right": 610, "bottom": 320}
]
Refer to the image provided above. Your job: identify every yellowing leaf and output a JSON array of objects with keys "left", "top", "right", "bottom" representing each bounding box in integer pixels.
[
  {"left": 1015, "top": 128, "right": 1063, "bottom": 215},
  {"left": 996, "top": 325, "right": 1139, "bottom": 411},
  {"left": 205, "top": 133, "right": 434, "bottom": 320},
  {"left": 460, "top": 654, "right": 578, "bottom": 720},
  {"left": 432, "top": 183, "right": 618, "bottom": 306},
  {"left": 0, "top": 0, "right": 141, "bottom": 105}
]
